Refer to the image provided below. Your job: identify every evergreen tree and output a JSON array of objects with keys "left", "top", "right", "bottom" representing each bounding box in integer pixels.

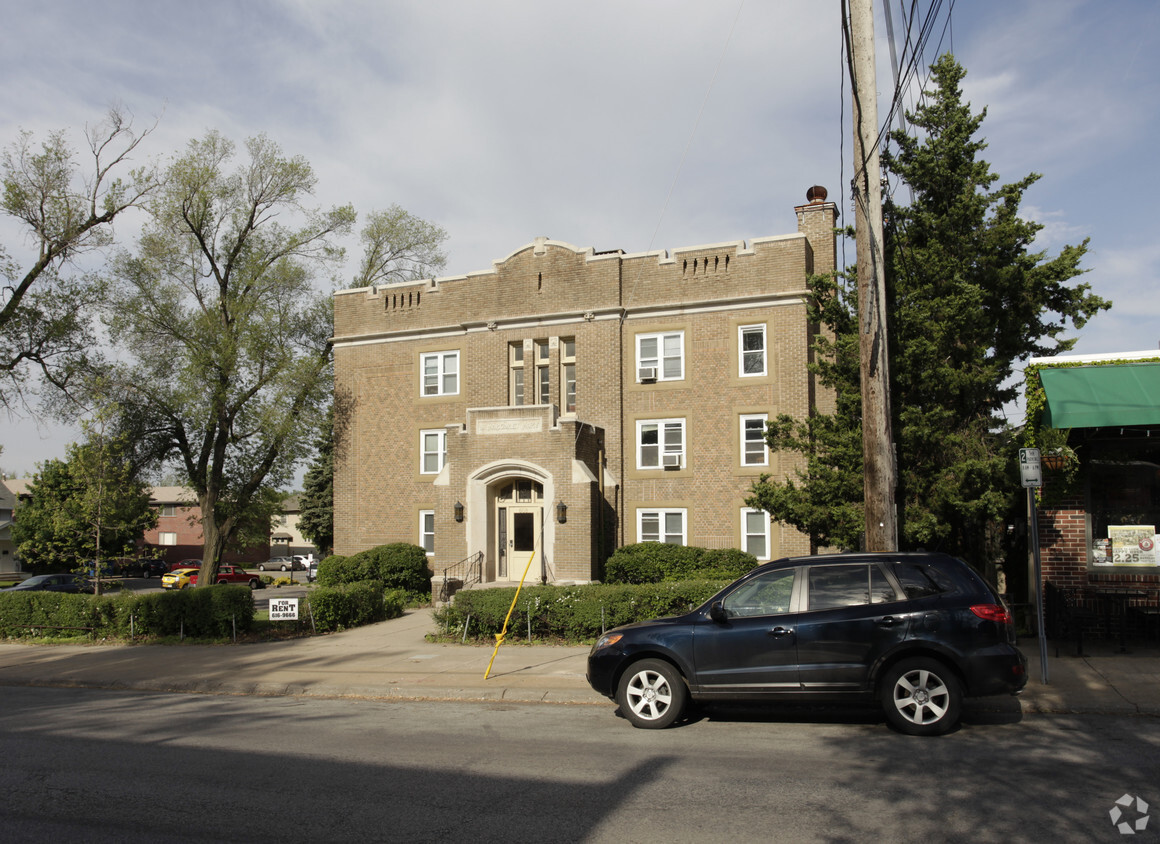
[
  {"left": 748, "top": 55, "right": 1109, "bottom": 565},
  {"left": 297, "top": 405, "right": 334, "bottom": 555}
]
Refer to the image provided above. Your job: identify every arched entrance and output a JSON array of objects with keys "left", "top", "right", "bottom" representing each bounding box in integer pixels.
[
  {"left": 495, "top": 479, "right": 543, "bottom": 580},
  {"left": 464, "top": 460, "right": 555, "bottom": 584}
]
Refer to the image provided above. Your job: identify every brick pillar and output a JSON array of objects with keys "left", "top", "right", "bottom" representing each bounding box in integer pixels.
[{"left": 1038, "top": 493, "right": 1088, "bottom": 587}]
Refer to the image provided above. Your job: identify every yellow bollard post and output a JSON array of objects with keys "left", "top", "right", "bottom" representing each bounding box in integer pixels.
[{"left": 484, "top": 551, "right": 537, "bottom": 679}]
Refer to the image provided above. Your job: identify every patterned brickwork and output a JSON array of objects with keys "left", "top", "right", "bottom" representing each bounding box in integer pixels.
[{"left": 333, "top": 197, "right": 838, "bottom": 582}]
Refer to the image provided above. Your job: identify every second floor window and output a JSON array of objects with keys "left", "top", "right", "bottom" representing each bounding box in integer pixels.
[
  {"left": 560, "top": 338, "right": 576, "bottom": 413},
  {"left": 638, "top": 418, "right": 685, "bottom": 469},
  {"left": 637, "top": 331, "right": 684, "bottom": 382},
  {"left": 535, "top": 341, "right": 550, "bottom": 404},
  {"left": 421, "top": 351, "right": 459, "bottom": 396},
  {"left": 509, "top": 343, "right": 525, "bottom": 405},
  {"left": 740, "top": 414, "right": 769, "bottom": 466}
]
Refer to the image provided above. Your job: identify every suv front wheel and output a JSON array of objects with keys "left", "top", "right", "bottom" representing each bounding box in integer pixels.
[
  {"left": 616, "top": 659, "right": 688, "bottom": 729},
  {"left": 881, "top": 657, "right": 962, "bottom": 736}
]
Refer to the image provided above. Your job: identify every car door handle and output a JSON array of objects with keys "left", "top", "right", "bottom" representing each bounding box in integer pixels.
[
  {"left": 876, "top": 616, "right": 900, "bottom": 626},
  {"left": 768, "top": 626, "right": 794, "bottom": 638}
]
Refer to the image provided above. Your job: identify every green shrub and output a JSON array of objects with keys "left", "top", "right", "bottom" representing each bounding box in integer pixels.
[
  {"left": 605, "top": 543, "right": 757, "bottom": 584},
  {"left": 0, "top": 586, "right": 256, "bottom": 640},
  {"left": 318, "top": 544, "right": 431, "bottom": 598},
  {"left": 315, "top": 554, "right": 347, "bottom": 586},
  {"left": 308, "top": 580, "right": 398, "bottom": 632},
  {"left": 433, "top": 580, "right": 728, "bottom": 643},
  {"left": 696, "top": 547, "right": 761, "bottom": 580}
]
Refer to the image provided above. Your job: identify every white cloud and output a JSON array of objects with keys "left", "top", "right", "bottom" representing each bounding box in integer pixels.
[{"left": 2, "top": 0, "right": 1158, "bottom": 476}]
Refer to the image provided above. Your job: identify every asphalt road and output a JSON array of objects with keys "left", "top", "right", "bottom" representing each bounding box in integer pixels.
[{"left": 1, "top": 686, "right": 1157, "bottom": 842}]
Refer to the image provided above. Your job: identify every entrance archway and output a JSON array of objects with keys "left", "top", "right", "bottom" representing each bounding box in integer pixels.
[{"left": 464, "top": 460, "right": 555, "bottom": 584}]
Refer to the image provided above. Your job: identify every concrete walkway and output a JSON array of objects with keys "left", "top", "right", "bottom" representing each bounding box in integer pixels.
[{"left": 0, "top": 608, "right": 1157, "bottom": 715}]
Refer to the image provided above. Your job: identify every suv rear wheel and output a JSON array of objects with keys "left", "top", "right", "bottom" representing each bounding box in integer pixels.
[
  {"left": 616, "top": 659, "right": 687, "bottom": 729},
  {"left": 881, "top": 657, "right": 962, "bottom": 736}
]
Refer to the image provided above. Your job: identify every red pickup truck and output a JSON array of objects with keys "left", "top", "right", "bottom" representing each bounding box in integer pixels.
[{"left": 189, "top": 566, "right": 264, "bottom": 590}]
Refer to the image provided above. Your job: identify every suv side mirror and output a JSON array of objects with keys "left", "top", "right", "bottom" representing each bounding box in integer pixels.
[{"left": 709, "top": 602, "right": 728, "bottom": 623}]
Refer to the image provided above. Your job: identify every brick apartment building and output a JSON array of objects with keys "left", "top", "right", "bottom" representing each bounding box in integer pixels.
[{"left": 331, "top": 189, "right": 838, "bottom": 586}]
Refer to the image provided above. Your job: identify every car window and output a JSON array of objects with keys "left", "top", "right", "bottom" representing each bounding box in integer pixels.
[
  {"left": 870, "top": 565, "right": 898, "bottom": 604},
  {"left": 891, "top": 561, "right": 951, "bottom": 599},
  {"left": 808, "top": 564, "right": 877, "bottom": 610},
  {"left": 722, "top": 568, "right": 796, "bottom": 617}
]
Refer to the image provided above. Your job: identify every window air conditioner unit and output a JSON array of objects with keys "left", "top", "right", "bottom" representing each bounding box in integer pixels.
[
  {"left": 639, "top": 366, "right": 657, "bottom": 382},
  {"left": 662, "top": 453, "right": 682, "bottom": 468}
]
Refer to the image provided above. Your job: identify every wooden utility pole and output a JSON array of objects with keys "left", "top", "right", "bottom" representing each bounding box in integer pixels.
[{"left": 848, "top": 0, "right": 898, "bottom": 551}]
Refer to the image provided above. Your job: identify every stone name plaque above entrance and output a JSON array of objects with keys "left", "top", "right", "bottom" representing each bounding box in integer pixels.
[{"left": 476, "top": 418, "right": 543, "bottom": 435}]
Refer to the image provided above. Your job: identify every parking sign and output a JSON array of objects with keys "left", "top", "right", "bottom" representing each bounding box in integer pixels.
[{"left": 1019, "top": 448, "right": 1042, "bottom": 488}]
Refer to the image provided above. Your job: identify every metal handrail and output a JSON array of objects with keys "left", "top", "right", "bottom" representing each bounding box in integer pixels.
[{"left": 439, "top": 551, "right": 483, "bottom": 601}]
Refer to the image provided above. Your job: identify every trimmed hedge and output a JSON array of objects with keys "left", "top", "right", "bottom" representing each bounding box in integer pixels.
[
  {"left": 307, "top": 582, "right": 408, "bottom": 632},
  {"left": 0, "top": 586, "right": 256, "bottom": 640},
  {"left": 317, "top": 544, "right": 431, "bottom": 599},
  {"left": 604, "top": 543, "right": 759, "bottom": 584},
  {"left": 432, "top": 580, "right": 728, "bottom": 643}
]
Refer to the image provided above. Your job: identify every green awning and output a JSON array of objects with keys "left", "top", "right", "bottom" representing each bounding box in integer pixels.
[{"left": 1039, "top": 361, "right": 1160, "bottom": 428}]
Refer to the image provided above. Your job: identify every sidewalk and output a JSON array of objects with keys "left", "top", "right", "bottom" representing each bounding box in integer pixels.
[{"left": 0, "top": 608, "right": 1156, "bottom": 715}]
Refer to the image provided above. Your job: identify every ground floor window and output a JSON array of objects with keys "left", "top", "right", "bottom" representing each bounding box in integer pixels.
[
  {"left": 638, "top": 508, "right": 686, "bottom": 545},
  {"left": 1085, "top": 435, "right": 1160, "bottom": 568},
  {"left": 741, "top": 508, "right": 770, "bottom": 560},
  {"left": 419, "top": 510, "right": 434, "bottom": 555},
  {"left": 159, "top": 532, "right": 177, "bottom": 546}
]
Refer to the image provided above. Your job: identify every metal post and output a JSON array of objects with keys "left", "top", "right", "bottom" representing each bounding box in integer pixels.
[{"left": 1029, "top": 488, "right": 1049, "bottom": 684}]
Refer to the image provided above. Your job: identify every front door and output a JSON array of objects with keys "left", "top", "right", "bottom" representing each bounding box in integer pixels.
[
  {"left": 506, "top": 508, "right": 539, "bottom": 581},
  {"left": 495, "top": 480, "right": 543, "bottom": 581}
]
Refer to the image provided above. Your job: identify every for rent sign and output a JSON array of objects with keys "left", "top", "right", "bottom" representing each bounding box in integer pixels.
[{"left": 270, "top": 597, "right": 299, "bottom": 621}]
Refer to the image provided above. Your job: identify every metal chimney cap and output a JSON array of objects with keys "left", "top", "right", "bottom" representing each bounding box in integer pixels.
[{"left": 806, "top": 185, "right": 828, "bottom": 203}]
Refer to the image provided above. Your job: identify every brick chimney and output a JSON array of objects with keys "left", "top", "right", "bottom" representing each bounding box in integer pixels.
[{"left": 795, "top": 185, "right": 839, "bottom": 276}]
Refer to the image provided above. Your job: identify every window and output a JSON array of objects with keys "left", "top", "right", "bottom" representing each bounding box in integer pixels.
[
  {"left": 420, "top": 429, "right": 447, "bottom": 474},
  {"left": 740, "top": 414, "right": 768, "bottom": 466},
  {"left": 742, "top": 508, "right": 770, "bottom": 560},
  {"left": 739, "top": 324, "right": 767, "bottom": 377},
  {"left": 160, "top": 504, "right": 176, "bottom": 518},
  {"left": 509, "top": 343, "right": 525, "bottom": 405},
  {"left": 531, "top": 341, "right": 549, "bottom": 405},
  {"left": 560, "top": 338, "right": 576, "bottom": 413},
  {"left": 637, "top": 331, "right": 684, "bottom": 381},
  {"left": 638, "top": 508, "right": 686, "bottom": 545},
  {"left": 419, "top": 510, "right": 435, "bottom": 555},
  {"left": 807, "top": 564, "right": 899, "bottom": 610},
  {"left": 723, "top": 568, "right": 795, "bottom": 617},
  {"left": 637, "top": 418, "right": 685, "bottom": 469},
  {"left": 158, "top": 532, "right": 177, "bottom": 546},
  {"left": 421, "top": 351, "right": 459, "bottom": 396}
]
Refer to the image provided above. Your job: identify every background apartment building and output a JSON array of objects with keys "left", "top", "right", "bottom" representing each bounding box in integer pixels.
[{"left": 332, "top": 189, "right": 838, "bottom": 585}]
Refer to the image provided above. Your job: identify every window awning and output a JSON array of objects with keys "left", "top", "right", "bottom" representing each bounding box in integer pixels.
[{"left": 1039, "top": 361, "right": 1160, "bottom": 428}]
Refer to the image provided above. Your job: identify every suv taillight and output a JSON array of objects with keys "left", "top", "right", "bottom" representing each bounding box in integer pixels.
[{"left": 970, "top": 604, "right": 1012, "bottom": 624}]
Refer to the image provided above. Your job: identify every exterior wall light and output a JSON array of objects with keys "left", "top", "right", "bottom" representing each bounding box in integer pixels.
[
  {"left": 556, "top": 500, "right": 567, "bottom": 523},
  {"left": 454, "top": 501, "right": 464, "bottom": 523}
]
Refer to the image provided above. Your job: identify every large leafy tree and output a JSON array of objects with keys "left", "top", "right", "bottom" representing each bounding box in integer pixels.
[
  {"left": 748, "top": 55, "right": 1110, "bottom": 566},
  {"left": 352, "top": 204, "right": 447, "bottom": 287},
  {"left": 103, "top": 131, "right": 355, "bottom": 585},
  {"left": 12, "top": 427, "right": 155, "bottom": 585},
  {"left": 0, "top": 107, "right": 157, "bottom": 410}
]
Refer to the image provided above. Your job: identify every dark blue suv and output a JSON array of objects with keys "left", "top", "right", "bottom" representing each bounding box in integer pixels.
[{"left": 587, "top": 552, "right": 1027, "bottom": 735}]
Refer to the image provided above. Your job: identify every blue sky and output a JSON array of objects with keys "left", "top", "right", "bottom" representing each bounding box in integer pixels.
[{"left": 1, "top": 0, "right": 1156, "bottom": 479}]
